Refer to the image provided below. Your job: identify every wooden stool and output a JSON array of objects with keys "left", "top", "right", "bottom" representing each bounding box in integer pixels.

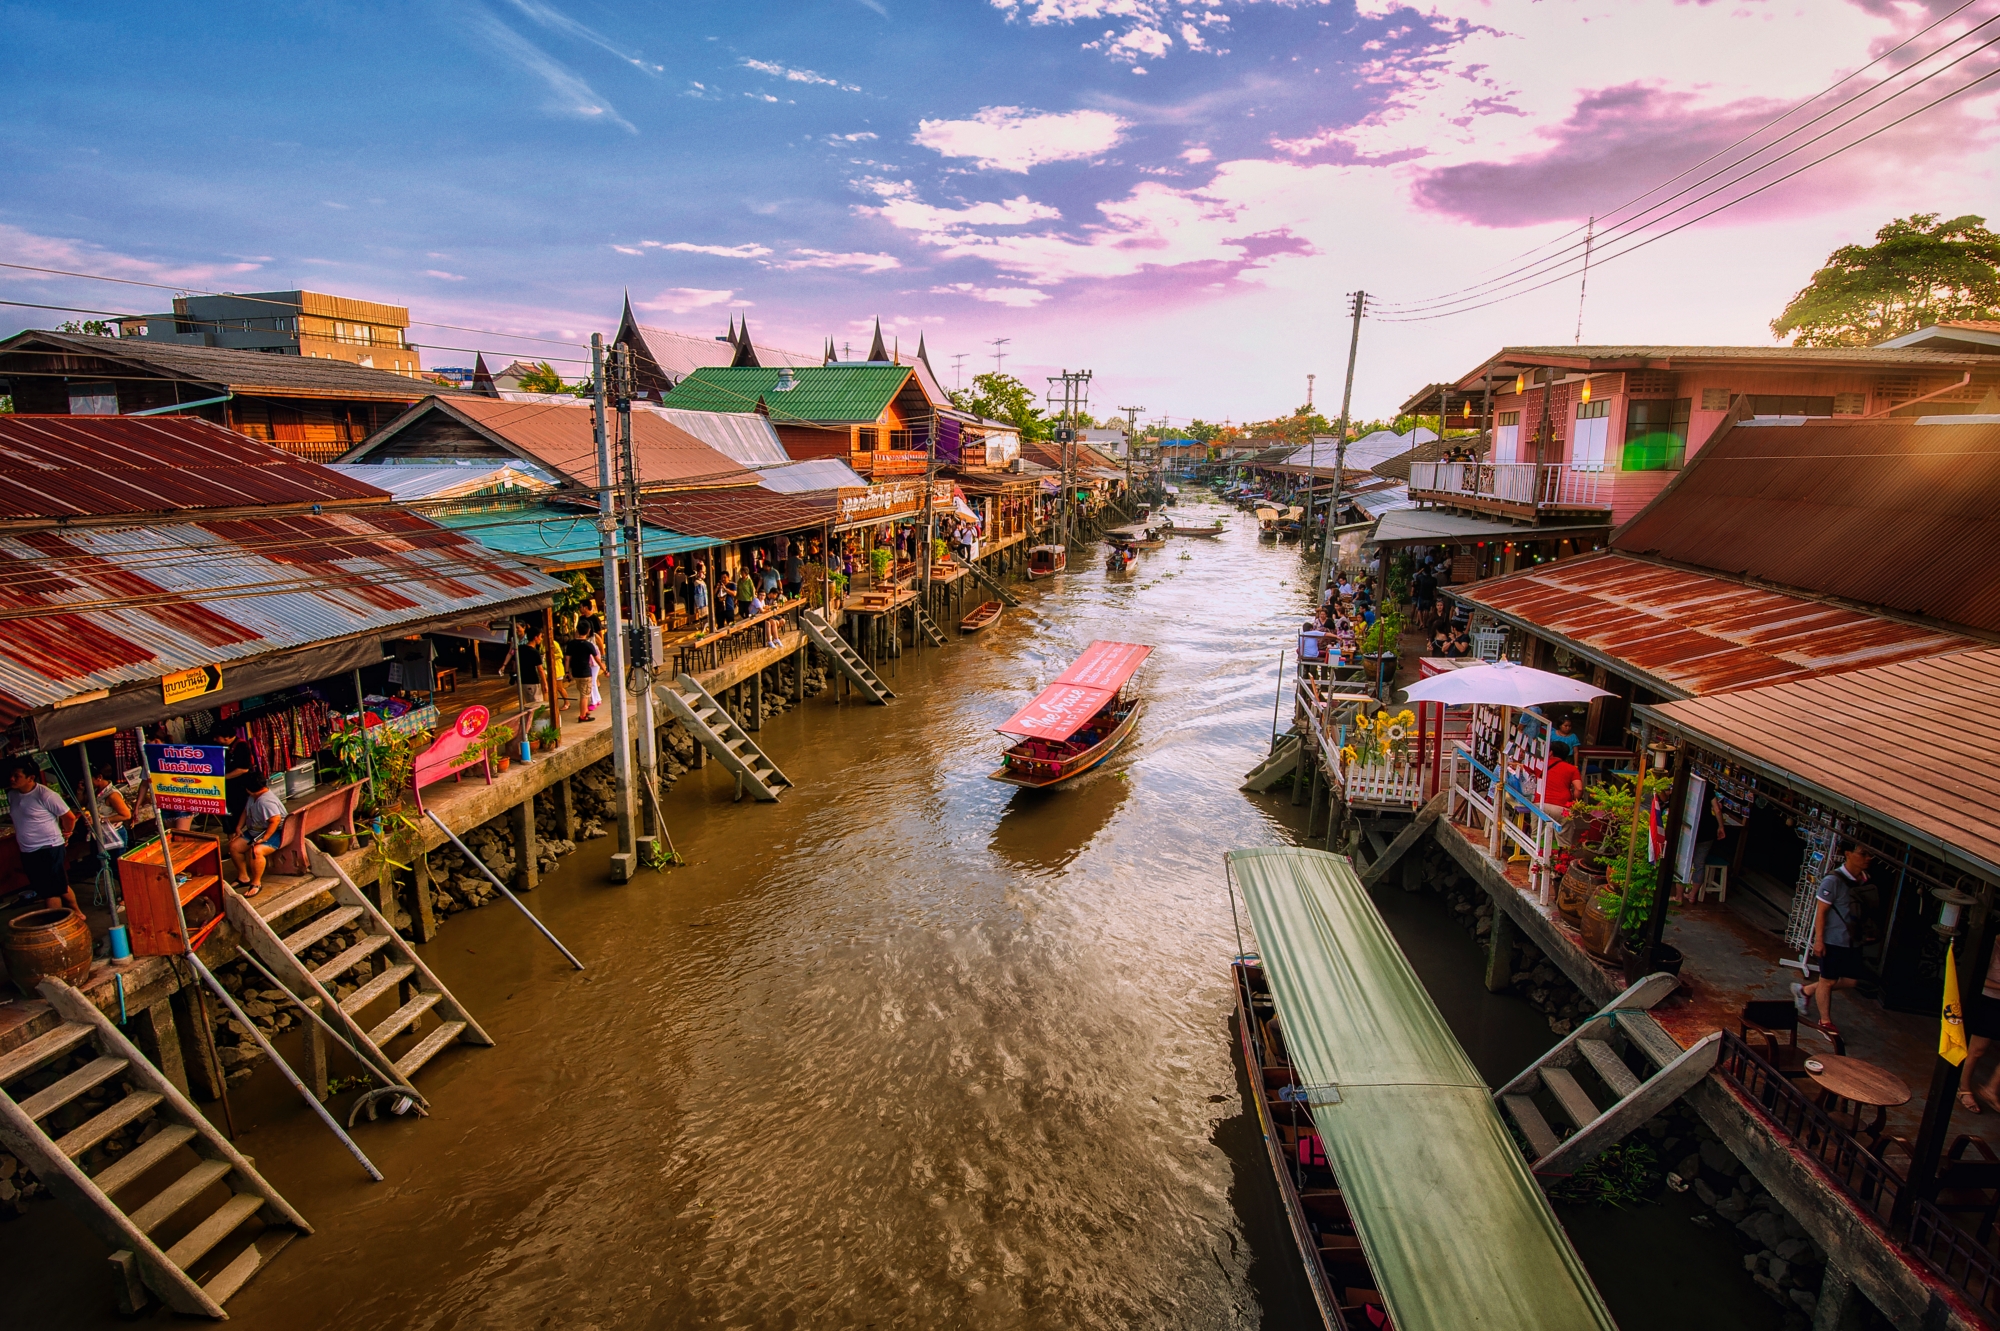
[
  {"left": 435, "top": 666, "right": 458, "bottom": 695},
  {"left": 1698, "top": 862, "right": 1728, "bottom": 903}
]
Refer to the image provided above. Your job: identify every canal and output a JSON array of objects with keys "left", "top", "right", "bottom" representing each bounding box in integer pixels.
[{"left": 13, "top": 496, "right": 1772, "bottom": 1328}]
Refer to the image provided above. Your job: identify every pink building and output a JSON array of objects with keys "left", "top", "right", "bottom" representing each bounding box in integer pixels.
[{"left": 1403, "top": 343, "right": 1999, "bottom": 525}]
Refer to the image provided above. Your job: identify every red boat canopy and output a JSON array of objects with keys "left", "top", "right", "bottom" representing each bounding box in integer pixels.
[{"left": 996, "top": 641, "right": 1153, "bottom": 740}]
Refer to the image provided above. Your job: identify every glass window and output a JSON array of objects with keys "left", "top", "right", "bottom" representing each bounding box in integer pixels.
[
  {"left": 1748, "top": 395, "right": 1834, "bottom": 417},
  {"left": 1494, "top": 410, "right": 1520, "bottom": 463},
  {"left": 1572, "top": 399, "right": 1610, "bottom": 470},
  {"left": 1623, "top": 398, "right": 1690, "bottom": 470},
  {"left": 67, "top": 383, "right": 118, "bottom": 416}
]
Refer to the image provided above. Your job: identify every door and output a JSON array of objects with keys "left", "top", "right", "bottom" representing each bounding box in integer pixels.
[{"left": 1571, "top": 401, "right": 1610, "bottom": 470}]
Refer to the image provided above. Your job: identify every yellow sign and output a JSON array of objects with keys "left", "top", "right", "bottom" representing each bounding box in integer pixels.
[
  {"left": 161, "top": 664, "right": 224, "bottom": 706},
  {"left": 1942, "top": 942, "right": 1968, "bottom": 1067}
]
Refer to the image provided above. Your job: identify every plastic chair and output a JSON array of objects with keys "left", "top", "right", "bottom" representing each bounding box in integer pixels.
[{"left": 1698, "top": 861, "right": 1729, "bottom": 903}]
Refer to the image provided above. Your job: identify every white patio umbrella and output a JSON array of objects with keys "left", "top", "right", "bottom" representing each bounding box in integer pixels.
[{"left": 1400, "top": 659, "right": 1612, "bottom": 708}]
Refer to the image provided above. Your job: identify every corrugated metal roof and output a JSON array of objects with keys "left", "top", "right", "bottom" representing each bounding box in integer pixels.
[
  {"left": 1371, "top": 509, "right": 1602, "bottom": 546},
  {"left": 1285, "top": 430, "right": 1436, "bottom": 472},
  {"left": 323, "top": 462, "right": 555, "bottom": 502},
  {"left": 1646, "top": 649, "right": 2000, "bottom": 880},
  {"left": 359, "top": 396, "right": 758, "bottom": 492},
  {"left": 753, "top": 458, "right": 866, "bottom": 493},
  {"left": 1479, "top": 343, "right": 1994, "bottom": 368},
  {"left": 648, "top": 407, "right": 789, "bottom": 465},
  {"left": 663, "top": 366, "right": 911, "bottom": 424},
  {"left": 0, "top": 415, "right": 390, "bottom": 519},
  {"left": 0, "top": 507, "right": 559, "bottom": 721},
  {"left": 629, "top": 322, "right": 819, "bottom": 379},
  {"left": 432, "top": 502, "right": 709, "bottom": 566},
  {"left": 0, "top": 330, "right": 448, "bottom": 401},
  {"left": 1613, "top": 415, "right": 2000, "bottom": 636},
  {"left": 1457, "top": 551, "right": 1980, "bottom": 698},
  {"left": 639, "top": 489, "right": 834, "bottom": 541}
]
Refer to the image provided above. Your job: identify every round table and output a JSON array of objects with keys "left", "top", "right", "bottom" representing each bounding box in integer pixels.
[{"left": 1805, "top": 1054, "right": 1912, "bottom": 1143}]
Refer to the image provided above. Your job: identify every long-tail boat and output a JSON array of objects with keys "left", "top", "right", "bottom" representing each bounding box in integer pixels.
[
  {"left": 1226, "top": 847, "right": 1618, "bottom": 1331},
  {"left": 991, "top": 640, "right": 1151, "bottom": 788},
  {"left": 1160, "top": 517, "right": 1226, "bottom": 538}
]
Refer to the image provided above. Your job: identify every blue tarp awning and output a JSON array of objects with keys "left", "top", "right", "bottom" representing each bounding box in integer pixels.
[{"left": 433, "top": 503, "right": 715, "bottom": 568}]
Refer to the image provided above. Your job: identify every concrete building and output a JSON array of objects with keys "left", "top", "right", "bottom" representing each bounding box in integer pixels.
[{"left": 119, "top": 289, "right": 422, "bottom": 376}]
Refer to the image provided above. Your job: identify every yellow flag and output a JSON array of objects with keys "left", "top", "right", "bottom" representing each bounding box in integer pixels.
[{"left": 1942, "top": 942, "right": 1969, "bottom": 1067}]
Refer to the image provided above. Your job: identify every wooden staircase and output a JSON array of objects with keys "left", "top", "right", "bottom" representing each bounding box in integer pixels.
[
  {"left": 911, "top": 603, "right": 948, "bottom": 648},
  {"left": 0, "top": 978, "right": 310, "bottom": 1317},
  {"left": 800, "top": 609, "right": 895, "bottom": 704},
  {"left": 959, "top": 558, "right": 1022, "bottom": 607},
  {"left": 225, "top": 845, "right": 493, "bottom": 1099},
  {"left": 1240, "top": 733, "right": 1303, "bottom": 792},
  {"left": 658, "top": 674, "right": 794, "bottom": 801},
  {"left": 1494, "top": 973, "right": 1723, "bottom": 1178}
]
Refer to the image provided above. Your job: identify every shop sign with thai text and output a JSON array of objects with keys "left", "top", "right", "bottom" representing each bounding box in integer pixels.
[
  {"left": 835, "top": 480, "right": 955, "bottom": 528},
  {"left": 143, "top": 743, "right": 228, "bottom": 815},
  {"left": 161, "top": 664, "right": 224, "bottom": 706}
]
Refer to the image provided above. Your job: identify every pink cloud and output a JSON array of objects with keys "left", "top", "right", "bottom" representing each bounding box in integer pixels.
[{"left": 0, "top": 222, "right": 265, "bottom": 290}]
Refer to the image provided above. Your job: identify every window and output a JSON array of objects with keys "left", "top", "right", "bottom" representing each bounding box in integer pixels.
[
  {"left": 67, "top": 383, "right": 118, "bottom": 416},
  {"left": 1623, "top": 398, "right": 1690, "bottom": 470},
  {"left": 1748, "top": 395, "right": 1834, "bottom": 418},
  {"left": 1494, "top": 410, "right": 1520, "bottom": 463},
  {"left": 1571, "top": 400, "right": 1610, "bottom": 470},
  {"left": 1700, "top": 388, "right": 1731, "bottom": 411},
  {"left": 1833, "top": 393, "right": 1866, "bottom": 415}
]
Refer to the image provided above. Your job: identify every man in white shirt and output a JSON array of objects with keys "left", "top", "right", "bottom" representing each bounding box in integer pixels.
[
  {"left": 229, "top": 771, "right": 287, "bottom": 898},
  {"left": 6, "top": 759, "right": 77, "bottom": 911}
]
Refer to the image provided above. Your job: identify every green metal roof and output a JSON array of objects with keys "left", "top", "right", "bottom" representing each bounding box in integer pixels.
[
  {"left": 433, "top": 502, "right": 714, "bottom": 568},
  {"left": 665, "top": 365, "right": 911, "bottom": 424},
  {"left": 1227, "top": 847, "right": 1616, "bottom": 1331}
]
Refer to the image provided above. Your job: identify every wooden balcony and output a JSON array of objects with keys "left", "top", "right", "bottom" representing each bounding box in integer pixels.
[
  {"left": 1408, "top": 461, "right": 1613, "bottom": 519},
  {"left": 854, "top": 449, "right": 930, "bottom": 478}
]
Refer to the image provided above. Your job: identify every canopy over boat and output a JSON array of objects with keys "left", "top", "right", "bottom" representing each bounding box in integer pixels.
[
  {"left": 1227, "top": 847, "right": 1617, "bottom": 1331},
  {"left": 996, "top": 641, "right": 1152, "bottom": 740}
]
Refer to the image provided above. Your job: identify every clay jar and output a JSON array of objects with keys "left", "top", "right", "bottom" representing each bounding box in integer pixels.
[{"left": 5, "top": 907, "right": 93, "bottom": 998}]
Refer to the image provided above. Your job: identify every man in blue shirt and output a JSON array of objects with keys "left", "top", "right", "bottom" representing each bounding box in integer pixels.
[{"left": 1794, "top": 839, "right": 1873, "bottom": 1039}]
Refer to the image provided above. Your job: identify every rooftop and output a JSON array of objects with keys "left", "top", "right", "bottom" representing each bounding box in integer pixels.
[
  {"left": 0, "top": 330, "right": 446, "bottom": 401},
  {"left": 664, "top": 365, "right": 914, "bottom": 424},
  {"left": 638, "top": 488, "right": 834, "bottom": 541},
  {"left": 0, "top": 415, "right": 389, "bottom": 522}
]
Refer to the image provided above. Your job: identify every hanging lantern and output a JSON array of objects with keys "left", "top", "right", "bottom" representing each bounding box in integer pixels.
[
  {"left": 1579, "top": 378, "right": 1592, "bottom": 404},
  {"left": 1514, "top": 374, "right": 1525, "bottom": 395},
  {"left": 1461, "top": 398, "right": 1471, "bottom": 419}
]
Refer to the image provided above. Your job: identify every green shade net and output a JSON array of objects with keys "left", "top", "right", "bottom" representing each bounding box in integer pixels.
[{"left": 1228, "top": 847, "right": 1617, "bottom": 1331}]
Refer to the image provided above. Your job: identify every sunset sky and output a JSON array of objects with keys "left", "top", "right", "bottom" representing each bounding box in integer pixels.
[{"left": 4, "top": 0, "right": 1996, "bottom": 424}]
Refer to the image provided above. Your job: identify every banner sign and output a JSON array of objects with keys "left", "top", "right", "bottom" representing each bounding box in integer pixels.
[
  {"left": 835, "top": 480, "right": 955, "bottom": 529},
  {"left": 144, "top": 743, "right": 228, "bottom": 815}
]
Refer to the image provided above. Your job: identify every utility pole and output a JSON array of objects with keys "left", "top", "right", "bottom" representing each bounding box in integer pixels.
[
  {"left": 613, "top": 345, "right": 660, "bottom": 855},
  {"left": 988, "top": 337, "right": 1011, "bottom": 375},
  {"left": 1047, "top": 370, "right": 1092, "bottom": 544},
  {"left": 592, "top": 334, "right": 637, "bottom": 882},
  {"left": 1575, "top": 216, "right": 1596, "bottom": 345},
  {"left": 1316, "top": 291, "right": 1367, "bottom": 606},
  {"left": 1119, "top": 404, "right": 1144, "bottom": 501}
]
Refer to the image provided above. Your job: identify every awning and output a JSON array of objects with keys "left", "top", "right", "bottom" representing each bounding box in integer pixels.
[
  {"left": 434, "top": 503, "right": 712, "bottom": 567},
  {"left": 1369, "top": 509, "right": 1607, "bottom": 548},
  {"left": 1228, "top": 847, "right": 1617, "bottom": 1331},
  {"left": 996, "top": 641, "right": 1152, "bottom": 739}
]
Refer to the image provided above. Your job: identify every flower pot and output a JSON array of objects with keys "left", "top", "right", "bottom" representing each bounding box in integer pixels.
[
  {"left": 313, "top": 831, "right": 354, "bottom": 855},
  {"left": 1556, "top": 866, "right": 1603, "bottom": 925},
  {"left": 496, "top": 756, "right": 510, "bottom": 772},
  {"left": 5, "top": 907, "right": 93, "bottom": 998},
  {"left": 1652, "top": 943, "right": 1685, "bottom": 977},
  {"left": 1579, "top": 893, "right": 1623, "bottom": 961}
]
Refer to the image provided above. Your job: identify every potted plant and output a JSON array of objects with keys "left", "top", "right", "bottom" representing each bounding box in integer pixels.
[
  {"left": 532, "top": 722, "right": 561, "bottom": 753},
  {"left": 869, "top": 546, "right": 894, "bottom": 583},
  {"left": 479, "top": 724, "right": 515, "bottom": 772}
]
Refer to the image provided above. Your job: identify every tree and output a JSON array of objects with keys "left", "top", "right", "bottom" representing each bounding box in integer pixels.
[
  {"left": 950, "top": 372, "right": 1047, "bottom": 439},
  {"left": 514, "top": 361, "right": 591, "bottom": 395},
  {"left": 57, "top": 319, "right": 115, "bottom": 337},
  {"left": 1242, "top": 406, "right": 1334, "bottom": 447},
  {"left": 1771, "top": 213, "right": 2000, "bottom": 347}
]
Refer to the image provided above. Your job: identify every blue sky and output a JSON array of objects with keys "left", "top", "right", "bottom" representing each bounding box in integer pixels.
[{"left": 4, "top": 0, "right": 1996, "bottom": 422}]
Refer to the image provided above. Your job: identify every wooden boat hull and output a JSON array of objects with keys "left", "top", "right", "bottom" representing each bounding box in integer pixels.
[
  {"left": 1233, "top": 957, "right": 1349, "bottom": 1331},
  {"left": 959, "top": 601, "right": 1003, "bottom": 632},
  {"left": 990, "top": 701, "right": 1140, "bottom": 788},
  {"left": 1162, "top": 525, "right": 1225, "bottom": 538}
]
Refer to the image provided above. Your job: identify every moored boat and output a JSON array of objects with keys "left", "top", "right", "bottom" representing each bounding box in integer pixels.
[
  {"left": 1026, "top": 544, "right": 1067, "bottom": 578},
  {"left": 1160, "top": 518, "right": 1225, "bottom": 538},
  {"left": 959, "top": 600, "right": 1003, "bottom": 632},
  {"left": 991, "top": 640, "right": 1151, "bottom": 788}
]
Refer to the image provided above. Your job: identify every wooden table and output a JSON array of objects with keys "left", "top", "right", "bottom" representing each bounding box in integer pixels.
[{"left": 1805, "top": 1053, "right": 1912, "bottom": 1143}]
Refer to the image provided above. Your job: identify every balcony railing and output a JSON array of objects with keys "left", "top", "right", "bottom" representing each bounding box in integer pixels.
[
  {"left": 1409, "top": 461, "right": 1610, "bottom": 510},
  {"left": 1910, "top": 1197, "right": 2000, "bottom": 1319},
  {"left": 857, "top": 449, "right": 929, "bottom": 477}
]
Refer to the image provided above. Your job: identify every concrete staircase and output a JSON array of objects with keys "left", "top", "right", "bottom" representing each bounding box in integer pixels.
[
  {"left": 658, "top": 674, "right": 794, "bottom": 801},
  {"left": 800, "top": 609, "right": 895, "bottom": 704}
]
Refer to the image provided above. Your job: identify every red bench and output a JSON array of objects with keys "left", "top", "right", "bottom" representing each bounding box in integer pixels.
[
  {"left": 412, "top": 705, "right": 494, "bottom": 814},
  {"left": 269, "top": 780, "right": 366, "bottom": 877}
]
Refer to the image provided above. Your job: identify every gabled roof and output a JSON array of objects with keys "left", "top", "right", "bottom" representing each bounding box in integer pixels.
[
  {"left": 0, "top": 330, "right": 445, "bottom": 402},
  {"left": 1612, "top": 412, "right": 2000, "bottom": 636},
  {"left": 665, "top": 365, "right": 913, "bottom": 424},
  {"left": 1876, "top": 322, "right": 2000, "bottom": 357},
  {"left": 348, "top": 395, "right": 758, "bottom": 492},
  {"left": 0, "top": 415, "right": 388, "bottom": 522},
  {"left": 621, "top": 320, "right": 817, "bottom": 384},
  {"left": 1451, "top": 343, "right": 1994, "bottom": 391}
]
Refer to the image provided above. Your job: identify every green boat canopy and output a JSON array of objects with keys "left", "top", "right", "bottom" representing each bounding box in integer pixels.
[{"left": 1227, "top": 847, "right": 1617, "bottom": 1331}]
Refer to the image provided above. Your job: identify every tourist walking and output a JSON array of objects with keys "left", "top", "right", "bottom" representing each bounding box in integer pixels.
[
  {"left": 1794, "top": 840, "right": 1874, "bottom": 1039},
  {"left": 6, "top": 759, "right": 77, "bottom": 912}
]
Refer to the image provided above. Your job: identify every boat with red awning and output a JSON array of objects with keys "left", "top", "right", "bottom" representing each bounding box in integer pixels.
[{"left": 990, "top": 640, "right": 1152, "bottom": 788}]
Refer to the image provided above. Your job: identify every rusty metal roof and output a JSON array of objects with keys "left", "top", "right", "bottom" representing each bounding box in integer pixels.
[
  {"left": 356, "top": 396, "right": 758, "bottom": 492},
  {"left": 1455, "top": 551, "right": 1980, "bottom": 699},
  {"left": 0, "top": 415, "right": 388, "bottom": 521},
  {"left": 638, "top": 489, "right": 833, "bottom": 542},
  {"left": 1645, "top": 649, "right": 2000, "bottom": 881},
  {"left": 0, "top": 505, "right": 560, "bottom": 723},
  {"left": 0, "top": 330, "right": 449, "bottom": 402},
  {"left": 1613, "top": 416, "right": 2000, "bottom": 635}
]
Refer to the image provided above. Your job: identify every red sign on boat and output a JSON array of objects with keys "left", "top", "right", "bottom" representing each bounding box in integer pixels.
[{"left": 996, "top": 641, "right": 1153, "bottom": 740}]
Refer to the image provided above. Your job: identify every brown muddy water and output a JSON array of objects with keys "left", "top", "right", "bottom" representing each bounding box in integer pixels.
[{"left": 9, "top": 497, "right": 1775, "bottom": 1329}]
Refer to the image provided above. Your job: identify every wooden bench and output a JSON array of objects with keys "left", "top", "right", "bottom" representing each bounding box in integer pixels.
[{"left": 269, "top": 780, "right": 365, "bottom": 877}]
